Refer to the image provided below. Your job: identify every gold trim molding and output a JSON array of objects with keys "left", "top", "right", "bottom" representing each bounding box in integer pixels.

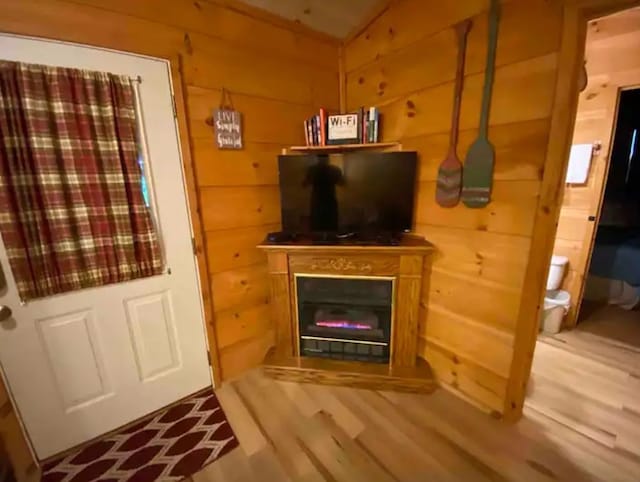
[{"left": 310, "top": 257, "right": 373, "bottom": 272}]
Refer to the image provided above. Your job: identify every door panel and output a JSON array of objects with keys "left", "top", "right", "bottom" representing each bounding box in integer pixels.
[
  {"left": 0, "top": 35, "right": 211, "bottom": 458},
  {"left": 125, "top": 291, "right": 181, "bottom": 381},
  {"left": 37, "top": 309, "right": 112, "bottom": 411}
]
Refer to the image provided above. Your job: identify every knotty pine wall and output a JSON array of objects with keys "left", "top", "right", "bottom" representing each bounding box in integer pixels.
[
  {"left": 0, "top": 0, "right": 339, "bottom": 382},
  {"left": 553, "top": 7, "right": 640, "bottom": 326},
  {"left": 0, "top": 377, "right": 36, "bottom": 481},
  {"left": 343, "top": 0, "right": 564, "bottom": 414}
]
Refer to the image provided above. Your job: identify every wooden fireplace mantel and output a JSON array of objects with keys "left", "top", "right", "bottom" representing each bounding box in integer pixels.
[{"left": 258, "top": 235, "right": 436, "bottom": 393}]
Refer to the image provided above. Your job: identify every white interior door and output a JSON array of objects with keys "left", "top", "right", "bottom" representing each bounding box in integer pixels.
[{"left": 0, "top": 35, "right": 211, "bottom": 459}]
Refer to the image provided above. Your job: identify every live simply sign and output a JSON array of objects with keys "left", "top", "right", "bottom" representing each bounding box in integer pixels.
[{"left": 214, "top": 109, "right": 243, "bottom": 149}]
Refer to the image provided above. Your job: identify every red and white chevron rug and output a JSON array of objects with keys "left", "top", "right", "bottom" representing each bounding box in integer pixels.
[{"left": 42, "top": 387, "right": 238, "bottom": 482}]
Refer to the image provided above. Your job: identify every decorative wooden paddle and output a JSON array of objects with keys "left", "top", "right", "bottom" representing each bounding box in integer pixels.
[
  {"left": 462, "top": 0, "right": 500, "bottom": 208},
  {"left": 436, "top": 19, "right": 472, "bottom": 207}
]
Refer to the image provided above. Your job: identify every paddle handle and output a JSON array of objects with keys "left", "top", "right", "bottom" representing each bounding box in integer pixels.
[
  {"left": 448, "top": 19, "right": 472, "bottom": 156},
  {"left": 479, "top": 0, "right": 500, "bottom": 139}
]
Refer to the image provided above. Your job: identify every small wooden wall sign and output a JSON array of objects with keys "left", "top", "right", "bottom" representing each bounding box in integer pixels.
[{"left": 214, "top": 109, "right": 243, "bottom": 149}]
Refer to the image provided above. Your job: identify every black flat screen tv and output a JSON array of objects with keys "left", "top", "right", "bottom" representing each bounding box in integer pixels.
[{"left": 278, "top": 151, "right": 418, "bottom": 236}]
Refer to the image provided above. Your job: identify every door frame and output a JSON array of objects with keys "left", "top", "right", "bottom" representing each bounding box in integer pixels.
[
  {"left": 169, "top": 55, "right": 223, "bottom": 386},
  {"left": 566, "top": 82, "right": 640, "bottom": 329},
  {"left": 505, "top": 0, "right": 640, "bottom": 421},
  {"left": 0, "top": 45, "right": 221, "bottom": 475}
]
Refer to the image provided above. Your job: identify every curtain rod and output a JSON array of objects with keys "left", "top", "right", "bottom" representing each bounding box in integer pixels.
[{"left": 130, "top": 75, "right": 142, "bottom": 84}]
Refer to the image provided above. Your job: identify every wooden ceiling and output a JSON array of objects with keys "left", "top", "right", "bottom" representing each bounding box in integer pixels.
[{"left": 234, "top": 0, "right": 387, "bottom": 39}]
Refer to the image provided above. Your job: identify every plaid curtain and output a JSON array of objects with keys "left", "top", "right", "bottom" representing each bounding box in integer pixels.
[{"left": 0, "top": 60, "right": 163, "bottom": 301}]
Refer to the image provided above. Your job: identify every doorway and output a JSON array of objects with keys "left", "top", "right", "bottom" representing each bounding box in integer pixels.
[
  {"left": 578, "top": 87, "right": 640, "bottom": 346},
  {"left": 525, "top": 6, "right": 640, "bottom": 457},
  {"left": 539, "top": 7, "right": 640, "bottom": 343},
  {"left": 0, "top": 35, "right": 211, "bottom": 459}
]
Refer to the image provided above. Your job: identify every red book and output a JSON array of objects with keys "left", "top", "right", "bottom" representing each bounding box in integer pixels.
[{"left": 319, "top": 108, "right": 327, "bottom": 146}]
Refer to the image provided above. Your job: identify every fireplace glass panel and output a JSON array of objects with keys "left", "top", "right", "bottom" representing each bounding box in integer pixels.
[{"left": 296, "top": 275, "right": 393, "bottom": 363}]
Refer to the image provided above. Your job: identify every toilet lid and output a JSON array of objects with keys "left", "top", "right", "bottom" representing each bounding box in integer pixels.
[{"left": 551, "top": 255, "right": 569, "bottom": 266}]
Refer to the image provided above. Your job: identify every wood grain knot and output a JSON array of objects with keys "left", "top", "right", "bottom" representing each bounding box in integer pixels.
[
  {"left": 358, "top": 77, "right": 365, "bottom": 85},
  {"left": 526, "top": 460, "right": 557, "bottom": 478},
  {"left": 406, "top": 99, "right": 416, "bottom": 117},
  {"left": 240, "top": 280, "right": 248, "bottom": 286},
  {"left": 252, "top": 162, "right": 260, "bottom": 168},
  {"left": 0, "top": 401, "right": 12, "bottom": 418},
  {"left": 233, "top": 252, "right": 240, "bottom": 258},
  {"left": 183, "top": 33, "right": 193, "bottom": 55}
]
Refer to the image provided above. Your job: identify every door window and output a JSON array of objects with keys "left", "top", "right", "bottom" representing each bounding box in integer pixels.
[{"left": 0, "top": 60, "right": 163, "bottom": 301}]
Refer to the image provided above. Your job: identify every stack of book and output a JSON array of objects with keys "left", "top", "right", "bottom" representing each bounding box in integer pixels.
[
  {"left": 359, "top": 106, "right": 381, "bottom": 145},
  {"left": 303, "top": 107, "right": 381, "bottom": 146},
  {"left": 303, "top": 108, "right": 328, "bottom": 147}
]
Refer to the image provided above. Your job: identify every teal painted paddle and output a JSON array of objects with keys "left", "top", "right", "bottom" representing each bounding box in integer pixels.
[
  {"left": 436, "top": 19, "right": 472, "bottom": 208},
  {"left": 462, "top": 0, "right": 500, "bottom": 208}
]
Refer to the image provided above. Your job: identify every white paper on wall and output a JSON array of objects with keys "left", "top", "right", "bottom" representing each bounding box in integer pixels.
[{"left": 566, "top": 143, "right": 594, "bottom": 184}]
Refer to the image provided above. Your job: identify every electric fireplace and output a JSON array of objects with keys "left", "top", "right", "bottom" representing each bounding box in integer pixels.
[{"left": 295, "top": 275, "right": 394, "bottom": 363}]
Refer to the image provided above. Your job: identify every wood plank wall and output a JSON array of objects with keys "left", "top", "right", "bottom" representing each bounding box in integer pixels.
[
  {"left": 0, "top": 0, "right": 340, "bottom": 383},
  {"left": 343, "top": 0, "right": 565, "bottom": 414},
  {"left": 0, "top": 377, "right": 37, "bottom": 481},
  {"left": 552, "top": 7, "right": 640, "bottom": 326}
]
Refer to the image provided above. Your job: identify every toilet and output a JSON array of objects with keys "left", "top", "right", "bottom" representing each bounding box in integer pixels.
[
  {"left": 547, "top": 255, "right": 569, "bottom": 290},
  {"left": 541, "top": 255, "right": 571, "bottom": 334}
]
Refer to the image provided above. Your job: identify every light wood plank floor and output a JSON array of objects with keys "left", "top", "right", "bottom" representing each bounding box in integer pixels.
[
  {"left": 578, "top": 302, "right": 640, "bottom": 349},
  {"left": 527, "top": 324, "right": 640, "bottom": 466},
  {"left": 188, "top": 368, "right": 640, "bottom": 482}
]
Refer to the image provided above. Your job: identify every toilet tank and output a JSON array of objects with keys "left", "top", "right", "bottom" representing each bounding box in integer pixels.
[{"left": 547, "top": 255, "right": 569, "bottom": 290}]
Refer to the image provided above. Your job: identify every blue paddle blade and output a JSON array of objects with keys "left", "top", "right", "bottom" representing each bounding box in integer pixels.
[{"left": 461, "top": 138, "right": 494, "bottom": 208}]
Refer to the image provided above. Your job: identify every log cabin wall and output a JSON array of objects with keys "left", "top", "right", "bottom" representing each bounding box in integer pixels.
[
  {"left": 343, "top": 0, "right": 564, "bottom": 414},
  {"left": 0, "top": 0, "right": 340, "bottom": 381},
  {"left": 552, "top": 7, "right": 640, "bottom": 327}
]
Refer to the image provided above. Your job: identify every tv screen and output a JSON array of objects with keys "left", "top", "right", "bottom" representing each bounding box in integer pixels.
[{"left": 278, "top": 151, "right": 418, "bottom": 235}]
